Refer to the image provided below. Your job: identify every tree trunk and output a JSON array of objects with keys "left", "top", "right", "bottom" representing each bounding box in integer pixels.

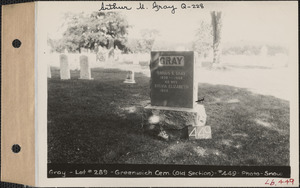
[
  {"left": 211, "top": 11, "right": 223, "bottom": 64},
  {"left": 107, "top": 38, "right": 115, "bottom": 62}
]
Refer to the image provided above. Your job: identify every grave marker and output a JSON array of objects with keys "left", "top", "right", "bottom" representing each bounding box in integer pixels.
[
  {"left": 143, "top": 51, "right": 211, "bottom": 140},
  {"left": 150, "top": 51, "right": 197, "bottom": 108},
  {"left": 124, "top": 70, "right": 135, "bottom": 83},
  {"left": 96, "top": 47, "right": 107, "bottom": 63},
  {"left": 79, "top": 55, "right": 93, "bottom": 80},
  {"left": 59, "top": 54, "right": 70, "bottom": 80}
]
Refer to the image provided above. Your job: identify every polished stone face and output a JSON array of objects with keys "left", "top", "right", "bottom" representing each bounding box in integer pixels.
[{"left": 150, "top": 51, "right": 196, "bottom": 108}]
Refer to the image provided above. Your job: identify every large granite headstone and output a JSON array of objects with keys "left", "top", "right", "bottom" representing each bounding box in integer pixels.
[
  {"left": 143, "top": 51, "right": 210, "bottom": 140},
  {"left": 60, "top": 54, "right": 70, "bottom": 80},
  {"left": 79, "top": 55, "right": 93, "bottom": 80},
  {"left": 150, "top": 51, "right": 197, "bottom": 108}
]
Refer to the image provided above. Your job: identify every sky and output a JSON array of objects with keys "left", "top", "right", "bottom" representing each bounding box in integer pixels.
[{"left": 40, "top": 1, "right": 297, "bottom": 46}]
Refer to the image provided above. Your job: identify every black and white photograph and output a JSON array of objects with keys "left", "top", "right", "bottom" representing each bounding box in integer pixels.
[{"left": 35, "top": 1, "right": 298, "bottom": 186}]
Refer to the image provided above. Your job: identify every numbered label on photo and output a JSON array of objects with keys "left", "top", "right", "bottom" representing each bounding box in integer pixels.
[{"left": 188, "top": 126, "right": 212, "bottom": 140}]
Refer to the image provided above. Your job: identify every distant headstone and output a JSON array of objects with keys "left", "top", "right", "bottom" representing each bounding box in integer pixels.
[
  {"left": 47, "top": 65, "right": 51, "bottom": 78},
  {"left": 59, "top": 54, "right": 70, "bottom": 80},
  {"left": 97, "top": 51, "right": 106, "bottom": 62},
  {"left": 96, "top": 47, "right": 107, "bottom": 63},
  {"left": 123, "top": 70, "right": 135, "bottom": 83},
  {"left": 79, "top": 55, "right": 93, "bottom": 80},
  {"left": 150, "top": 51, "right": 197, "bottom": 108}
]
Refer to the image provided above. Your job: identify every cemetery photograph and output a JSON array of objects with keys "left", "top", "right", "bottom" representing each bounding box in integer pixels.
[{"left": 45, "top": 2, "right": 296, "bottom": 166}]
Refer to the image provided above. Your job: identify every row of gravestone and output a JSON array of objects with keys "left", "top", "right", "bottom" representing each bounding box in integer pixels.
[
  {"left": 49, "top": 51, "right": 210, "bottom": 140},
  {"left": 48, "top": 54, "right": 136, "bottom": 83}
]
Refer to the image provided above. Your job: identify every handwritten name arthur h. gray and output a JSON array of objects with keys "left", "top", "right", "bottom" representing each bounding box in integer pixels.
[{"left": 99, "top": 2, "right": 178, "bottom": 14}]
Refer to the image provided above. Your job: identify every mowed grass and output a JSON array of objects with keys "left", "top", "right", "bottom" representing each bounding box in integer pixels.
[{"left": 48, "top": 68, "right": 289, "bottom": 166}]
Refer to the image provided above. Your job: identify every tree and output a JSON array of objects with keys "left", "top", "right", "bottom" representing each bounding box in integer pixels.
[
  {"left": 193, "top": 21, "right": 213, "bottom": 58},
  {"left": 211, "top": 11, "right": 223, "bottom": 64},
  {"left": 54, "top": 11, "right": 130, "bottom": 53},
  {"left": 138, "top": 29, "right": 160, "bottom": 52},
  {"left": 126, "top": 29, "right": 160, "bottom": 53}
]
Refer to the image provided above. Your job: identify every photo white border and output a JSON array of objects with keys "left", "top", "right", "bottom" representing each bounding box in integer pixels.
[{"left": 36, "top": 1, "right": 299, "bottom": 187}]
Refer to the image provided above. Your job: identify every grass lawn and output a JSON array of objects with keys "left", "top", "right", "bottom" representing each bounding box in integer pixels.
[{"left": 48, "top": 68, "right": 289, "bottom": 166}]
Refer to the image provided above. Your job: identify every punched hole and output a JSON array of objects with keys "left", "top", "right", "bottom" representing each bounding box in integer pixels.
[
  {"left": 12, "top": 39, "right": 22, "bottom": 48},
  {"left": 12, "top": 144, "right": 21, "bottom": 153}
]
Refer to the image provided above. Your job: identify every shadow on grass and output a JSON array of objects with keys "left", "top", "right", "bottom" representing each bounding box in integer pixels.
[{"left": 48, "top": 68, "right": 289, "bottom": 166}]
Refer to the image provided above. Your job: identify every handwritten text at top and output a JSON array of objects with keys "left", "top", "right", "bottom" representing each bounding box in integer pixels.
[{"left": 99, "top": 2, "right": 204, "bottom": 14}]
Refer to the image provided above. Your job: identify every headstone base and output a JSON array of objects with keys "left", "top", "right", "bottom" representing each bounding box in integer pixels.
[
  {"left": 142, "top": 104, "right": 209, "bottom": 140},
  {"left": 123, "top": 79, "right": 136, "bottom": 84}
]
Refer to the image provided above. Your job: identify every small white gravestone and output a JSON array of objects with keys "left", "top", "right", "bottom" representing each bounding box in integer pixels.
[
  {"left": 123, "top": 70, "right": 135, "bottom": 83},
  {"left": 60, "top": 54, "right": 70, "bottom": 80},
  {"left": 96, "top": 47, "right": 107, "bottom": 63},
  {"left": 47, "top": 65, "right": 51, "bottom": 78},
  {"left": 96, "top": 51, "right": 106, "bottom": 63},
  {"left": 79, "top": 55, "right": 93, "bottom": 80}
]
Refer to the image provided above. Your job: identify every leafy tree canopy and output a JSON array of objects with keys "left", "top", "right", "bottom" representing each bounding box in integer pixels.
[{"left": 51, "top": 11, "right": 130, "bottom": 53}]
